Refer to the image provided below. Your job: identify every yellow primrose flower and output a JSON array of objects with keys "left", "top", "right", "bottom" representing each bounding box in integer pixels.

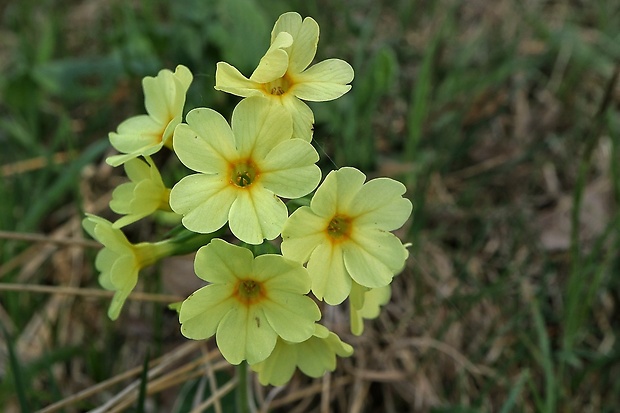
[
  {"left": 178, "top": 239, "right": 321, "bottom": 365},
  {"left": 350, "top": 282, "right": 391, "bottom": 336},
  {"left": 107, "top": 65, "right": 193, "bottom": 167},
  {"left": 250, "top": 324, "right": 353, "bottom": 386},
  {"left": 82, "top": 214, "right": 174, "bottom": 320},
  {"left": 281, "top": 167, "right": 412, "bottom": 305},
  {"left": 109, "top": 156, "right": 172, "bottom": 228},
  {"left": 215, "top": 12, "right": 354, "bottom": 141},
  {"left": 169, "top": 97, "right": 321, "bottom": 245}
]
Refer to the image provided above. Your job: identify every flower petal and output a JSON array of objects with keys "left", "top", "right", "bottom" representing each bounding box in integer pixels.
[
  {"left": 194, "top": 239, "right": 254, "bottom": 284},
  {"left": 287, "top": 17, "right": 319, "bottom": 74},
  {"left": 262, "top": 292, "right": 319, "bottom": 342},
  {"left": 281, "top": 95, "right": 314, "bottom": 141},
  {"left": 107, "top": 116, "right": 167, "bottom": 166},
  {"left": 271, "top": 13, "right": 319, "bottom": 74},
  {"left": 123, "top": 157, "right": 151, "bottom": 182},
  {"left": 180, "top": 284, "right": 235, "bottom": 340},
  {"left": 261, "top": 139, "right": 320, "bottom": 198},
  {"left": 109, "top": 182, "right": 135, "bottom": 215},
  {"left": 228, "top": 187, "right": 288, "bottom": 244},
  {"left": 270, "top": 12, "right": 302, "bottom": 45},
  {"left": 250, "top": 338, "right": 298, "bottom": 386},
  {"left": 343, "top": 229, "right": 408, "bottom": 288},
  {"left": 350, "top": 283, "right": 391, "bottom": 336},
  {"left": 170, "top": 174, "right": 236, "bottom": 234},
  {"left": 253, "top": 255, "right": 311, "bottom": 293},
  {"left": 214, "top": 62, "right": 264, "bottom": 98},
  {"left": 217, "top": 305, "right": 277, "bottom": 365},
  {"left": 106, "top": 255, "right": 139, "bottom": 320},
  {"left": 174, "top": 108, "right": 237, "bottom": 174},
  {"left": 307, "top": 242, "right": 351, "bottom": 305},
  {"left": 281, "top": 207, "right": 327, "bottom": 263},
  {"left": 292, "top": 59, "right": 354, "bottom": 101},
  {"left": 250, "top": 32, "right": 293, "bottom": 83},
  {"left": 349, "top": 178, "right": 413, "bottom": 231},
  {"left": 311, "top": 167, "right": 366, "bottom": 218},
  {"left": 88, "top": 215, "right": 133, "bottom": 253},
  {"left": 143, "top": 67, "right": 187, "bottom": 124},
  {"left": 231, "top": 97, "right": 292, "bottom": 159}
]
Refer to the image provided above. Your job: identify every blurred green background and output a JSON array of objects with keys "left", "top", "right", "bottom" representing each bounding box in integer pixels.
[{"left": 1, "top": 0, "right": 619, "bottom": 411}]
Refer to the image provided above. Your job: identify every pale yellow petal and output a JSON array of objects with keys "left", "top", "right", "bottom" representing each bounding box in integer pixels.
[
  {"left": 281, "top": 95, "right": 314, "bottom": 141},
  {"left": 349, "top": 178, "right": 413, "bottom": 230},
  {"left": 270, "top": 12, "right": 302, "bottom": 45},
  {"left": 231, "top": 97, "right": 292, "bottom": 159},
  {"left": 250, "top": 339, "right": 298, "bottom": 386},
  {"left": 250, "top": 32, "right": 293, "bottom": 83},
  {"left": 253, "top": 255, "right": 311, "bottom": 292},
  {"left": 260, "top": 139, "right": 320, "bottom": 198},
  {"left": 311, "top": 167, "right": 366, "bottom": 217},
  {"left": 343, "top": 229, "right": 407, "bottom": 288},
  {"left": 214, "top": 62, "right": 263, "bottom": 98},
  {"left": 217, "top": 306, "right": 277, "bottom": 365},
  {"left": 170, "top": 174, "right": 236, "bottom": 234},
  {"left": 174, "top": 109, "right": 237, "bottom": 174},
  {"left": 262, "top": 292, "right": 319, "bottom": 342},
  {"left": 281, "top": 207, "right": 327, "bottom": 263},
  {"left": 123, "top": 157, "right": 151, "bottom": 182},
  {"left": 307, "top": 242, "right": 351, "bottom": 305},
  {"left": 228, "top": 187, "right": 288, "bottom": 244},
  {"left": 287, "top": 16, "right": 319, "bottom": 73},
  {"left": 179, "top": 285, "right": 236, "bottom": 340},
  {"left": 292, "top": 59, "right": 354, "bottom": 101},
  {"left": 143, "top": 66, "right": 191, "bottom": 125},
  {"left": 194, "top": 239, "right": 254, "bottom": 284}
]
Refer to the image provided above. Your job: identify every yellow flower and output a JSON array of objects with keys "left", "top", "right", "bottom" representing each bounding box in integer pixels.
[
  {"left": 109, "top": 156, "right": 172, "bottom": 228},
  {"left": 215, "top": 12, "right": 354, "bottom": 141},
  {"left": 250, "top": 324, "right": 353, "bottom": 386},
  {"left": 349, "top": 282, "right": 391, "bottom": 336},
  {"left": 169, "top": 97, "right": 321, "bottom": 245},
  {"left": 107, "top": 65, "right": 193, "bottom": 167},
  {"left": 82, "top": 214, "right": 174, "bottom": 320},
  {"left": 179, "top": 239, "right": 321, "bottom": 365},
  {"left": 281, "top": 167, "right": 412, "bottom": 305}
]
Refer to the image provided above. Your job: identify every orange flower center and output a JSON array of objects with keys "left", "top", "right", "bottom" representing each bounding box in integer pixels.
[
  {"left": 230, "top": 160, "right": 259, "bottom": 188},
  {"left": 326, "top": 214, "right": 352, "bottom": 242},
  {"left": 264, "top": 74, "right": 292, "bottom": 96},
  {"left": 233, "top": 279, "right": 266, "bottom": 305}
]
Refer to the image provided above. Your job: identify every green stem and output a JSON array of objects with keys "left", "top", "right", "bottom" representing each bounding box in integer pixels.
[
  {"left": 167, "top": 229, "right": 222, "bottom": 256},
  {"left": 236, "top": 362, "right": 250, "bottom": 413}
]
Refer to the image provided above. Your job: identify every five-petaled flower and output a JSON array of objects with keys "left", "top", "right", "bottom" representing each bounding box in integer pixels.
[
  {"left": 169, "top": 96, "right": 321, "bottom": 245},
  {"left": 109, "top": 156, "right": 173, "bottom": 228},
  {"left": 179, "top": 239, "right": 321, "bottom": 365},
  {"left": 215, "top": 12, "right": 354, "bottom": 141},
  {"left": 107, "top": 65, "right": 193, "bottom": 167},
  {"left": 82, "top": 214, "right": 174, "bottom": 320},
  {"left": 250, "top": 324, "right": 353, "bottom": 386},
  {"left": 281, "top": 167, "right": 412, "bottom": 305}
]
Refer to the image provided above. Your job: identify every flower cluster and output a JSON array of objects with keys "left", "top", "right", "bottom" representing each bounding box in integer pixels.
[{"left": 83, "top": 12, "right": 411, "bottom": 387}]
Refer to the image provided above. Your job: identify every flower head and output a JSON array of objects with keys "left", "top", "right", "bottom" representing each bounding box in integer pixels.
[
  {"left": 350, "top": 282, "right": 391, "bottom": 336},
  {"left": 179, "top": 239, "right": 321, "bottom": 365},
  {"left": 109, "top": 156, "right": 172, "bottom": 228},
  {"left": 107, "top": 65, "right": 193, "bottom": 167},
  {"left": 215, "top": 12, "right": 354, "bottom": 141},
  {"left": 250, "top": 324, "right": 353, "bottom": 386},
  {"left": 82, "top": 214, "right": 174, "bottom": 319},
  {"left": 281, "top": 167, "right": 412, "bottom": 305},
  {"left": 169, "top": 97, "right": 321, "bottom": 244}
]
